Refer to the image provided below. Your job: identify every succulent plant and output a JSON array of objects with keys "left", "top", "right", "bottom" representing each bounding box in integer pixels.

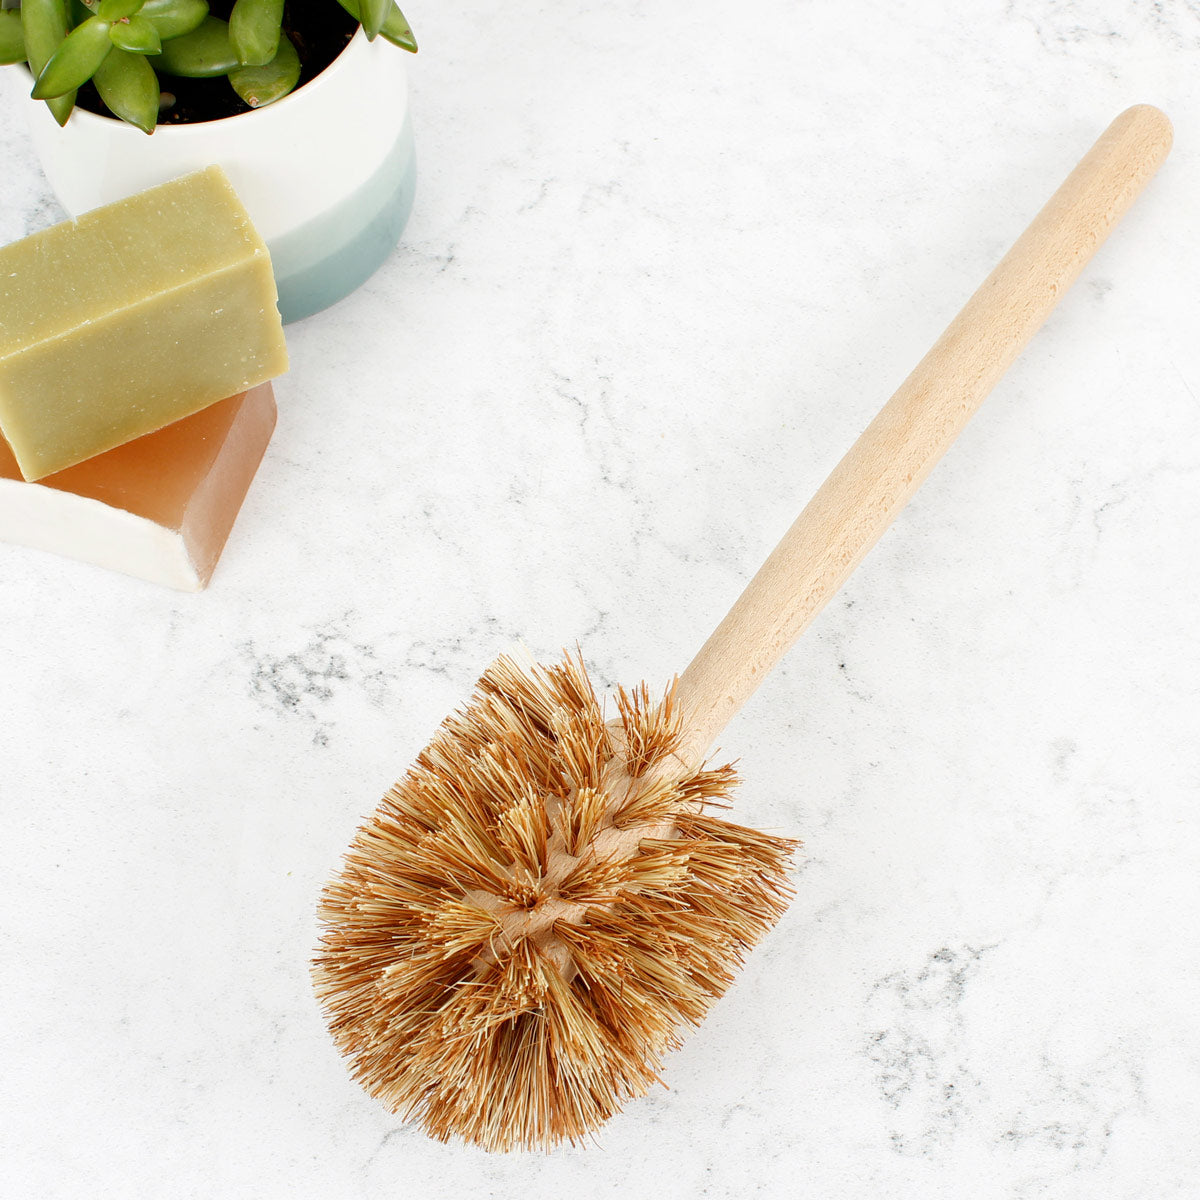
[{"left": 0, "top": 0, "right": 415, "bottom": 133}]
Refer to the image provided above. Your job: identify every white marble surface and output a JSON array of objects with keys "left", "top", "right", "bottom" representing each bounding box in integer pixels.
[{"left": 2, "top": 1, "right": 1199, "bottom": 1196}]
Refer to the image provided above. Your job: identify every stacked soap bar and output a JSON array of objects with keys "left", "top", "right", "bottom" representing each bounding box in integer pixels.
[
  {"left": 0, "top": 167, "right": 288, "bottom": 588},
  {"left": 0, "top": 385, "right": 276, "bottom": 591}
]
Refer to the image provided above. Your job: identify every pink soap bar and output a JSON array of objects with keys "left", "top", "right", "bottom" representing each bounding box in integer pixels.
[{"left": 0, "top": 383, "right": 276, "bottom": 590}]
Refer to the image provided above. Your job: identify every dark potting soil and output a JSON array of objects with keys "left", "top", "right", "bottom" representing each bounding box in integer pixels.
[{"left": 76, "top": 0, "right": 357, "bottom": 126}]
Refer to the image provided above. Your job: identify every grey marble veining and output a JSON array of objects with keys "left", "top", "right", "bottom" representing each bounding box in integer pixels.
[{"left": 2, "top": 1, "right": 1199, "bottom": 1196}]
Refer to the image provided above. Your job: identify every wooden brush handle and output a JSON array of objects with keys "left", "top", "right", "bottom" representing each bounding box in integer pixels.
[{"left": 675, "top": 104, "right": 1172, "bottom": 763}]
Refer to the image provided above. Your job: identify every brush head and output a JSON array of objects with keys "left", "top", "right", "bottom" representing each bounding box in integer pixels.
[{"left": 313, "top": 651, "right": 798, "bottom": 1151}]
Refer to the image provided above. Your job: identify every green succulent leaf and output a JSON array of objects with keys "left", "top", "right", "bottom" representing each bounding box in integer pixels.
[
  {"left": 97, "top": 0, "right": 143, "bottom": 19},
  {"left": 32, "top": 15, "right": 112, "bottom": 99},
  {"left": 334, "top": 0, "right": 415, "bottom": 52},
  {"left": 23, "top": 0, "right": 74, "bottom": 59},
  {"left": 378, "top": 4, "right": 415, "bottom": 53},
  {"left": 228, "top": 0, "right": 281, "bottom": 66},
  {"left": 156, "top": 13, "right": 234, "bottom": 75},
  {"left": 357, "top": 0, "right": 386, "bottom": 41},
  {"left": 140, "top": 0, "right": 207, "bottom": 40},
  {"left": 21, "top": 0, "right": 76, "bottom": 122},
  {"left": 0, "top": 10, "right": 26, "bottom": 65},
  {"left": 228, "top": 27, "right": 297, "bottom": 107},
  {"left": 93, "top": 45, "right": 159, "bottom": 131},
  {"left": 109, "top": 13, "right": 160, "bottom": 52}
]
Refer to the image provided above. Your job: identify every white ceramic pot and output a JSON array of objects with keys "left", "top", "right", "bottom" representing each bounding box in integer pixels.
[{"left": 20, "top": 29, "right": 416, "bottom": 323}]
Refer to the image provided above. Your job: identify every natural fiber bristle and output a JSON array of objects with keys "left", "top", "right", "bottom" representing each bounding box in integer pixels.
[{"left": 313, "top": 650, "right": 799, "bottom": 1152}]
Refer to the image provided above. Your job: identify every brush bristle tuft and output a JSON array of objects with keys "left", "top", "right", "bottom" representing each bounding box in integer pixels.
[{"left": 313, "top": 651, "right": 799, "bottom": 1151}]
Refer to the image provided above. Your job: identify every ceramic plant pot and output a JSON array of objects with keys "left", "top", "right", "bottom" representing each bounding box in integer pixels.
[{"left": 21, "top": 28, "right": 415, "bottom": 323}]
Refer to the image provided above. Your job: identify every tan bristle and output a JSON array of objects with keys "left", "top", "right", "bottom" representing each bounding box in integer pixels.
[
  {"left": 313, "top": 651, "right": 799, "bottom": 1152},
  {"left": 558, "top": 785, "right": 609, "bottom": 857},
  {"left": 610, "top": 770, "right": 682, "bottom": 829},
  {"left": 555, "top": 848, "right": 629, "bottom": 905},
  {"left": 615, "top": 678, "right": 682, "bottom": 778}
]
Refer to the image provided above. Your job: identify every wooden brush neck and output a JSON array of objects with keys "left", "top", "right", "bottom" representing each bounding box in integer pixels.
[{"left": 674, "top": 106, "right": 1171, "bottom": 755}]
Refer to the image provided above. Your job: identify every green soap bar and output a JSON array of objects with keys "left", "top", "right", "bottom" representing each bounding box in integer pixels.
[{"left": 0, "top": 166, "right": 288, "bottom": 480}]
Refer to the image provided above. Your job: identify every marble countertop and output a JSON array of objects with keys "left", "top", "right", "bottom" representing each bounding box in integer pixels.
[{"left": 2, "top": 1, "right": 1198, "bottom": 1196}]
